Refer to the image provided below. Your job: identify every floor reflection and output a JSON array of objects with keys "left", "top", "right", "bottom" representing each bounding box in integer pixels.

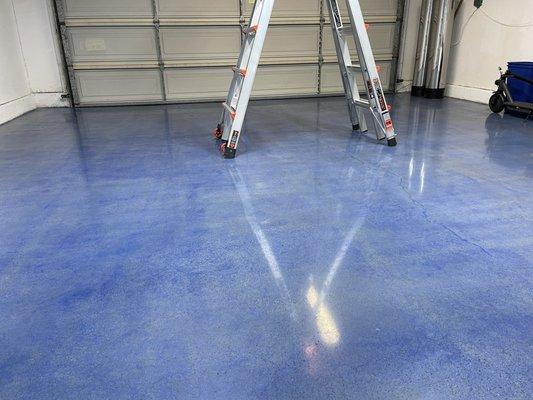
[
  {"left": 306, "top": 281, "right": 340, "bottom": 346},
  {"left": 485, "top": 113, "right": 533, "bottom": 176},
  {"left": 228, "top": 146, "right": 390, "bottom": 359},
  {"left": 228, "top": 165, "right": 297, "bottom": 320}
]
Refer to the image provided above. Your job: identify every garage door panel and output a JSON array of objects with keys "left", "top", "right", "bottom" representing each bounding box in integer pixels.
[
  {"left": 59, "top": 0, "right": 400, "bottom": 105},
  {"left": 68, "top": 27, "right": 158, "bottom": 63},
  {"left": 63, "top": 0, "right": 152, "bottom": 19},
  {"left": 261, "top": 25, "right": 320, "bottom": 64},
  {"left": 160, "top": 27, "right": 241, "bottom": 66},
  {"left": 322, "top": 23, "right": 395, "bottom": 62},
  {"left": 253, "top": 65, "right": 318, "bottom": 97},
  {"left": 165, "top": 65, "right": 318, "bottom": 101},
  {"left": 165, "top": 68, "right": 233, "bottom": 101},
  {"left": 321, "top": 62, "right": 392, "bottom": 93},
  {"left": 244, "top": 0, "right": 320, "bottom": 23},
  {"left": 339, "top": 0, "right": 398, "bottom": 18},
  {"left": 76, "top": 70, "right": 163, "bottom": 104},
  {"left": 157, "top": 0, "right": 238, "bottom": 20}
]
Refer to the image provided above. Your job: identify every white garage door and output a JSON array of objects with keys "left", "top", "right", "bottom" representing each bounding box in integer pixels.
[{"left": 55, "top": 0, "right": 402, "bottom": 106}]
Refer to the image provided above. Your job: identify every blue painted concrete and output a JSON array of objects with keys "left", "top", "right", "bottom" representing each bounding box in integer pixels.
[{"left": 0, "top": 95, "right": 531, "bottom": 399}]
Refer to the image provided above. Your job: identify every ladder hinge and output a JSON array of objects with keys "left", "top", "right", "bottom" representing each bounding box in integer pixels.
[
  {"left": 242, "top": 25, "right": 258, "bottom": 35},
  {"left": 232, "top": 67, "right": 247, "bottom": 77}
]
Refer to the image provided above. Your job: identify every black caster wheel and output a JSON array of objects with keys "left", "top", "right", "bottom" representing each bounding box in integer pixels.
[
  {"left": 387, "top": 137, "right": 397, "bottom": 147},
  {"left": 489, "top": 93, "right": 505, "bottom": 113}
]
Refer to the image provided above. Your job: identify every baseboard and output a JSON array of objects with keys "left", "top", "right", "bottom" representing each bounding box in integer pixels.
[
  {"left": 0, "top": 94, "right": 37, "bottom": 126},
  {"left": 0, "top": 92, "right": 70, "bottom": 126},
  {"left": 396, "top": 80, "right": 413, "bottom": 93},
  {"left": 33, "top": 92, "right": 70, "bottom": 107},
  {"left": 445, "top": 84, "right": 493, "bottom": 104}
]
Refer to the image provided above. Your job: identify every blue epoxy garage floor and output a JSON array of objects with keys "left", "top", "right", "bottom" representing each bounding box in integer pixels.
[{"left": 0, "top": 95, "right": 532, "bottom": 399}]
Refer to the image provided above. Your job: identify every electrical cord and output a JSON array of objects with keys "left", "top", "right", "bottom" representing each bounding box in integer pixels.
[
  {"left": 452, "top": 5, "right": 533, "bottom": 47},
  {"left": 451, "top": 8, "right": 479, "bottom": 46},
  {"left": 479, "top": 8, "right": 533, "bottom": 28}
]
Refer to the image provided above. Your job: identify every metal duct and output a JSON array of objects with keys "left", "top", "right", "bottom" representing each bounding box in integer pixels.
[
  {"left": 411, "top": 0, "right": 434, "bottom": 97},
  {"left": 424, "top": 0, "right": 457, "bottom": 98}
]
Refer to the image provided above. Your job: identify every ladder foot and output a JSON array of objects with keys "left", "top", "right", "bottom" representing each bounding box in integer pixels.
[
  {"left": 212, "top": 124, "right": 223, "bottom": 139},
  {"left": 387, "top": 137, "right": 397, "bottom": 147},
  {"left": 219, "top": 142, "right": 236, "bottom": 159},
  {"left": 352, "top": 124, "right": 360, "bottom": 131},
  {"left": 224, "top": 148, "right": 236, "bottom": 159}
]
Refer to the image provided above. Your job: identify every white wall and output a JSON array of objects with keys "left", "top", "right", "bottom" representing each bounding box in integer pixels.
[
  {"left": 447, "top": 0, "right": 533, "bottom": 103},
  {"left": 0, "top": 0, "right": 67, "bottom": 125},
  {"left": 13, "top": 0, "right": 69, "bottom": 107},
  {"left": 0, "top": 0, "right": 34, "bottom": 125},
  {"left": 398, "top": 0, "right": 533, "bottom": 103}
]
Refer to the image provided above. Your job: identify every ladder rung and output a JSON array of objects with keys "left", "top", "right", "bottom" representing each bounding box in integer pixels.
[
  {"left": 232, "top": 67, "right": 247, "bottom": 77},
  {"left": 340, "top": 23, "right": 370, "bottom": 36},
  {"left": 242, "top": 25, "right": 258, "bottom": 35},
  {"left": 222, "top": 102, "right": 236, "bottom": 120},
  {"left": 353, "top": 99, "right": 370, "bottom": 108},
  {"left": 341, "top": 26, "right": 353, "bottom": 36},
  {"left": 346, "top": 64, "right": 361, "bottom": 72},
  {"left": 347, "top": 64, "right": 379, "bottom": 73}
]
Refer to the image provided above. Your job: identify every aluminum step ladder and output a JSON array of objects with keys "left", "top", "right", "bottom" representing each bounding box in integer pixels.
[{"left": 213, "top": 0, "right": 397, "bottom": 159}]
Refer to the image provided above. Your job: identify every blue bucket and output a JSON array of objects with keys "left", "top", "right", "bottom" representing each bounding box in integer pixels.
[{"left": 507, "top": 61, "right": 533, "bottom": 103}]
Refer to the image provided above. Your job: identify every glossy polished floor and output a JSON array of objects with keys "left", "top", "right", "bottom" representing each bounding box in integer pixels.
[{"left": 0, "top": 95, "right": 532, "bottom": 399}]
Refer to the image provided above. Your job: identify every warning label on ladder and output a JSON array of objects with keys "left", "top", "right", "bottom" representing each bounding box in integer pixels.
[
  {"left": 374, "top": 78, "right": 387, "bottom": 113},
  {"left": 229, "top": 130, "right": 240, "bottom": 149}
]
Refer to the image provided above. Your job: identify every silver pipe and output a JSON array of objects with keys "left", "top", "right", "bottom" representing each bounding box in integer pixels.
[
  {"left": 424, "top": 0, "right": 457, "bottom": 98},
  {"left": 394, "top": 0, "right": 409, "bottom": 92},
  {"left": 411, "top": 0, "right": 434, "bottom": 97}
]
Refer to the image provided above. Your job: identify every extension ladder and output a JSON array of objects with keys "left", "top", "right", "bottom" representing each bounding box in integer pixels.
[{"left": 213, "top": 0, "right": 397, "bottom": 158}]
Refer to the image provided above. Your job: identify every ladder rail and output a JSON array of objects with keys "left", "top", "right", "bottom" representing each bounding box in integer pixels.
[
  {"left": 222, "top": 0, "right": 275, "bottom": 158},
  {"left": 218, "top": 0, "right": 267, "bottom": 139},
  {"left": 230, "top": 0, "right": 265, "bottom": 110},
  {"left": 325, "top": 0, "right": 367, "bottom": 132},
  {"left": 344, "top": 0, "right": 396, "bottom": 142}
]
